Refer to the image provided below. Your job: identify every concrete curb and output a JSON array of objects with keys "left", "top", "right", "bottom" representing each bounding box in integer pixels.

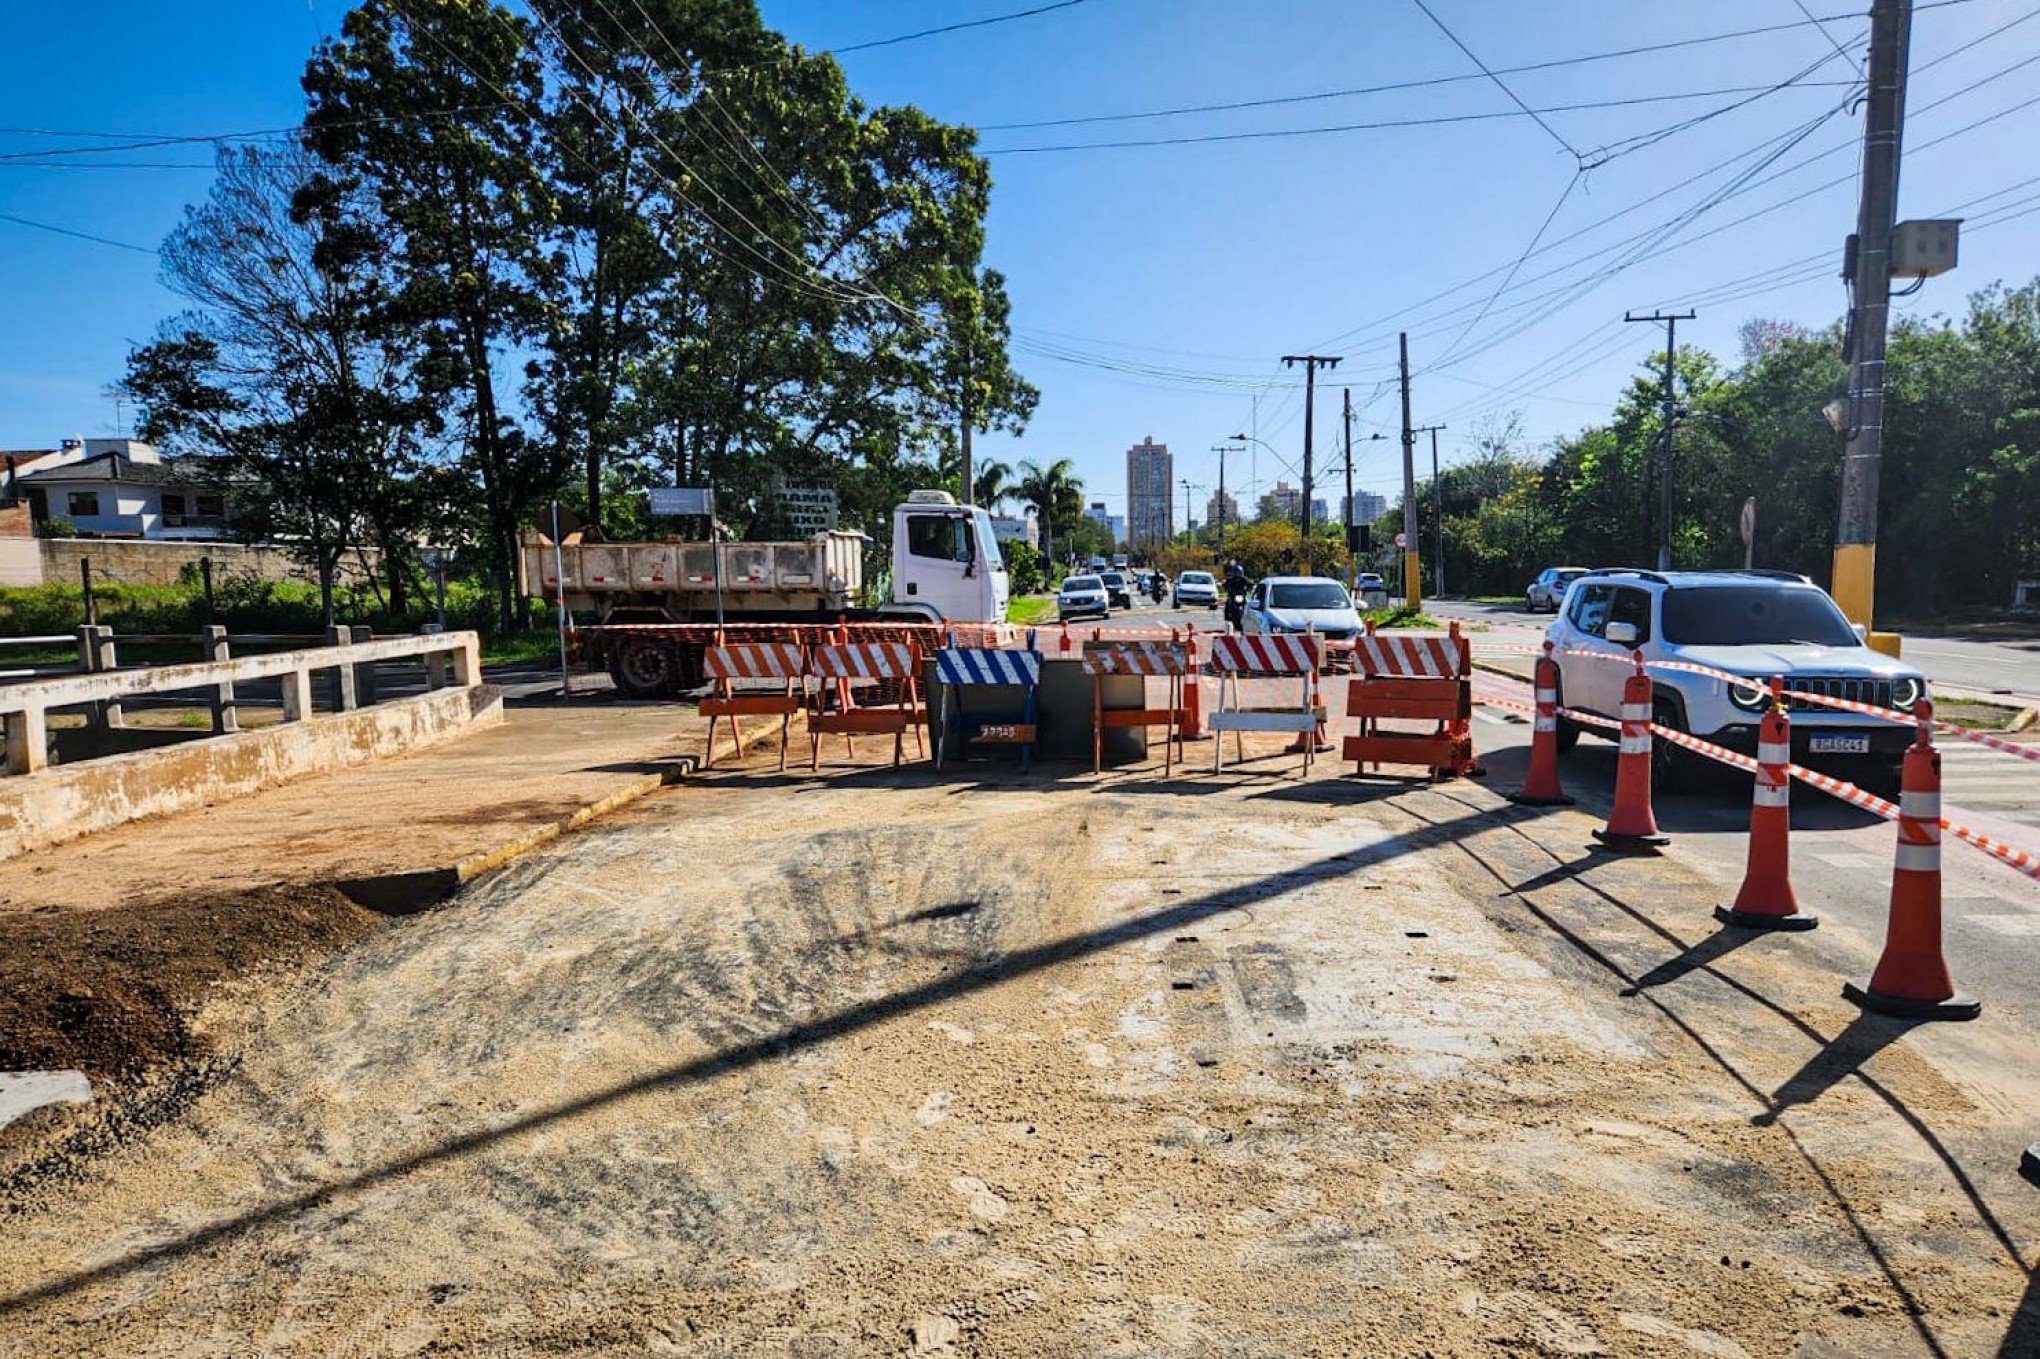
[{"left": 334, "top": 712, "right": 794, "bottom": 915}]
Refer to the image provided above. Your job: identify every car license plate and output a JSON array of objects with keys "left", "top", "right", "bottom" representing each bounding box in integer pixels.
[{"left": 1809, "top": 734, "right": 1871, "bottom": 755}]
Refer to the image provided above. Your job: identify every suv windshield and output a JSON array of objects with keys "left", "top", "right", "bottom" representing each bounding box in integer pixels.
[
  {"left": 1063, "top": 576, "right": 1101, "bottom": 591},
  {"left": 1269, "top": 582, "right": 1353, "bottom": 610},
  {"left": 1180, "top": 572, "right": 1213, "bottom": 585},
  {"left": 1660, "top": 585, "right": 1860, "bottom": 647}
]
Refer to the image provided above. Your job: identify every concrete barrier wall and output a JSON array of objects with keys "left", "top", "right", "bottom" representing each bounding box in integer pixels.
[
  {"left": 37, "top": 538, "right": 381, "bottom": 589},
  {"left": 0, "top": 683, "right": 503, "bottom": 861}
]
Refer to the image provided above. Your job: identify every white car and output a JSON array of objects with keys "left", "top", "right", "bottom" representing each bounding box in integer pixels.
[
  {"left": 1242, "top": 576, "right": 1364, "bottom": 641},
  {"left": 1057, "top": 574, "right": 1110, "bottom": 620},
  {"left": 1545, "top": 569, "right": 1929, "bottom": 790},
  {"left": 1173, "top": 571, "right": 1220, "bottom": 609},
  {"left": 1526, "top": 565, "right": 1588, "bottom": 613}
]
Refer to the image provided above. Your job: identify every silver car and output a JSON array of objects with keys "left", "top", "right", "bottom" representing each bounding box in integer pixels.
[
  {"left": 1057, "top": 573, "right": 1110, "bottom": 620},
  {"left": 1526, "top": 566, "right": 1588, "bottom": 613}
]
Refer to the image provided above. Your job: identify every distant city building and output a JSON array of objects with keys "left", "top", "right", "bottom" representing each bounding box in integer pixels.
[
  {"left": 1204, "top": 489, "right": 1240, "bottom": 531},
  {"left": 1125, "top": 436, "right": 1173, "bottom": 545},
  {"left": 1258, "top": 480, "right": 1302, "bottom": 522},
  {"left": 1084, "top": 500, "right": 1126, "bottom": 544},
  {"left": 1342, "top": 491, "right": 1388, "bottom": 525},
  {"left": 1310, "top": 498, "right": 1329, "bottom": 525}
]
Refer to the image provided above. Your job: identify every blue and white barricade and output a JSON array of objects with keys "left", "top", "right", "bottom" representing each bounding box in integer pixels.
[{"left": 933, "top": 637, "right": 1042, "bottom": 771}]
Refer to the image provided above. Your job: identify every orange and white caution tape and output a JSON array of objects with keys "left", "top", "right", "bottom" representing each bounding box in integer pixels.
[{"left": 1476, "top": 684, "right": 2040, "bottom": 883}]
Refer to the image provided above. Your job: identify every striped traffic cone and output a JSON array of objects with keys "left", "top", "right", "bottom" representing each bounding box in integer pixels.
[
  {"left": 1180, "top": 623, "right": 1209, "bottom": 740},
  {"left": 1507, "top": 643, "right": 1573, "bottom": 806},
  {"left": 1591, "top": 651, "right": 1669, "bottom": 853},
  {"left": 1714, "top": 679, "right": 1816, "bottom": 930},
  {"left": 1844, "top": 701, "right": 1980, "bottom": 1020}
]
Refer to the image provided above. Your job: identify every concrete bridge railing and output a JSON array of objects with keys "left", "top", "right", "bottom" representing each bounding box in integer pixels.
[{"left": 0, "top": 630, "right": 481, "bottom": 775}]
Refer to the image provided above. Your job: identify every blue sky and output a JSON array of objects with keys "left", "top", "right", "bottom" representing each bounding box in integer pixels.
[{"left": 3, "top": 0, "right": 2036, "bottom": 520}]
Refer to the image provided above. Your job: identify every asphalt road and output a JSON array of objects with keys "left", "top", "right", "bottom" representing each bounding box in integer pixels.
[
  {"left": 1052, "top": 589, "right": 2040, "bottom": 1035},
  {"left": 1424, "top": 597, "right": 2040, "bottom": 706}
]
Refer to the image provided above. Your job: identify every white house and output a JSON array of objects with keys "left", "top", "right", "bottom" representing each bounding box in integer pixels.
[{"left": 11, "top": 439, "right": 230, "bottom": 540}]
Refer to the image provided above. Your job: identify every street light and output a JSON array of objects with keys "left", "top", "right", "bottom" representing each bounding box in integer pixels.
[
  {"left": 1230, "top": 432, "right": 1282, "bottom": 525},
  {"left": 1210, "top": 441, "right": 1243, "bottom": 566}
]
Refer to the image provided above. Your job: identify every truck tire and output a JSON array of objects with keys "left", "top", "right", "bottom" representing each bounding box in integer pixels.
[{"left": 612, "top": 637, "right": 680, "bottom": 698}]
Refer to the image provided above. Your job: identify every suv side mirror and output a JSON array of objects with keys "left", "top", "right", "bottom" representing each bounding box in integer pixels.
[{"left": 1605, "top": 621, "right": 1639, "bottom": 646}]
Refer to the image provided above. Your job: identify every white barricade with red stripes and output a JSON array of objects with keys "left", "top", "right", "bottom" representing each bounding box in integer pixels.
[
  {"left": 807, "top": 640, "right": 926, "bottom": 771},
  {"left": 1206, "top": 634, "right": 1323, "bottom": 775},
  {"left": 1081, "top": 641, "right": 1190, "bottom": 775},
  {"left": 699, "top": 641, "right": 809, "bottom": 770}
]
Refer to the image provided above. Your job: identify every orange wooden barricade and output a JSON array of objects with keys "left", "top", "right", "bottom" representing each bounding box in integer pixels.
[
  {"left": 1341, "top": 621, "right": 1480, "bottom": 781},
  {"left": 806, "top": 641, "right": 926, "bottom": 771},
  {"left": 1081, "top": 640, "right": 1191, "bottom": 775},
  {"left": 700, "top": 640, "right": 807, "bottom": 771}
]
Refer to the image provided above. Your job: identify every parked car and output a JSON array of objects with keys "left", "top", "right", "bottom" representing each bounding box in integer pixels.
[
  {"left": 1526, "top": 565, "right": 1588, "bottom": 613},
  {"left": 1242, "top": 576, "right": 1364, "bottom": 640},
  {"left": 1173, "top": 570, "right": 1220, "bottom": 609},
  {"left": 1057, "top": 573, "right": 1110, "bottom": 620},
  {"left": 1543, "top": 568, "right": 1929, "bottom": 790},
  {"left": 1098, "top": 570, "right": 1133, "bottom": 610},
  {"left": 1354, "top": 571, "right": 1389, "bottom": 609}
]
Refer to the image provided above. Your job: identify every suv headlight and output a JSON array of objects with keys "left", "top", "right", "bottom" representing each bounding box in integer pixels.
[
  {"left": 1891, "top": 676, "right": 1924, "bottom": 710},
  {"left": 1727, "top": 676, "right": 1771, "bottom": 712}
]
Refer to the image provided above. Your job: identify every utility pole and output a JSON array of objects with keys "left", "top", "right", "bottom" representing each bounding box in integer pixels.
[
  {"left": 1182, "top": 479, "right": 1196, "bottom": 542},
  {"left": 1834, "top": 0, "right": 1914, "bottom": 637},
  {"left": 1341, "top": 389, "right": 1355, "bottom": 585},
  {"left": 1399, "top": 332, "right": 1420, "bottom": 609},
  {"left": 1625, "top": 309, "right": 1695, "bottom": 571},
  {"left": 1281, "top": 353, "right": 1341, "bottom": 541},
  {"left": 1211, "top": 442, "right": 1241, "bottom": 566},
  {"left": 1413, "top": 423, "right": 1447, "bottom": 597}
]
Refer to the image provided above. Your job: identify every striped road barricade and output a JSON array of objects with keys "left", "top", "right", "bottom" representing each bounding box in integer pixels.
[
  {"left": 1206, "top": 633, "right": 1323, "bottom": 775},
  {"left": 934, "top": 638, "right": 1043, "bottom": 772},
  {"left": 1082, "top": 641, "right": 1192, "bottom": 776},
  {"left": 700, "top": 640, "right": 808, "bottom": 771},
  {"left": 807, "top": 641, "right": 927, "bottom": 771}
]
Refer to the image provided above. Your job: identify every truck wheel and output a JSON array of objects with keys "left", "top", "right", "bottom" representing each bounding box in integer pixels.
[{"left": 613, "top": 638, "right": 678, "bottom": 698}]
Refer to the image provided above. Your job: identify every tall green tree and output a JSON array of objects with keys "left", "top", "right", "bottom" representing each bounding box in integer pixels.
[
  {"left": 301, "top": 0, "right": 559, "bottom": 629},
  {"left": 1017, "top": 457, "right": 1082, "bottom": 563},
  {"left": 122, "top": 145, "right": 429, "bottom": 621}
]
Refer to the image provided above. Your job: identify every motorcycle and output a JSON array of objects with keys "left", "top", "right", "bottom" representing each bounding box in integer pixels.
[
  {"left": 1223, "top": 578, "right": 1250, "bottom": 632},
  {"left": 1148, "top": 575, "right": 1166, "bottom": 605}
]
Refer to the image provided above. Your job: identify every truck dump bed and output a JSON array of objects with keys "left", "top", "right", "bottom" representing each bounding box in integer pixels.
[{"left": 520, "top": 531, "right": 866, "bottom": 617}]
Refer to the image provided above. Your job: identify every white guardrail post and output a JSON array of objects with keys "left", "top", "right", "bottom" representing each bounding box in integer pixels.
[
  {"left": 0, "top": 631, "right": 482, "bottom": 776},
  {"left": 204, "top": 624, "right": 237, "bottom": 734}
]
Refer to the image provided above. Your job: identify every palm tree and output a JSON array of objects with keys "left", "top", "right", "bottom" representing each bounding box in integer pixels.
[
  {"left": 973, "top": 460, "right": 1014, "bottom": 512},
  {"left": 1017, "top": 458, "right": 1083, "bottom": 564}
]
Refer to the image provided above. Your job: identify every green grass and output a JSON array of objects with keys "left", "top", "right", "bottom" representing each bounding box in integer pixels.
[
  {"left": 483, "top": 634, "right": 565, "bottom": 667},
  {"left": 1007, "top": 595, "right": 1059, "bottom": 626},
  {"left": 1364, "top": 605, "right": 1440, "bottom": 630}
]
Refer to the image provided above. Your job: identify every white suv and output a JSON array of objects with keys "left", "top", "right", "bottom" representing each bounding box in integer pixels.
[{"left": 1545, "top": 569, "right": 1929, "bottom": 790}]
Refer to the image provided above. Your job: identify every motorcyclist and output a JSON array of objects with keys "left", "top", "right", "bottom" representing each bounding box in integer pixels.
[
  {"left": 1222, "top": 560, "right": 1250, "bottom": 632},
  {"left": 1148, "top": 572, "right": 1165, "bottom": 605}
]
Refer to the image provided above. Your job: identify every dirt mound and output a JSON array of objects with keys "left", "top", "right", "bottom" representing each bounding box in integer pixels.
[{"left": 0, "top": 885, "right": 381, "bottom": 1082}]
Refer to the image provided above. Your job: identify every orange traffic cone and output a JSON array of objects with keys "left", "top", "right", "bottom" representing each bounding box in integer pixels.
[
  {"left": 1591, "top": 651, "right": 1669, "bottom": 853},
  {"left": 1508, "top": 643, "right": 1574, "bottom": 806},
  {"left": 1180, "top": 623, "right": 1209, "bottom": 741},
  {"left": 1715, "top": 678, "right": 1816, "bottom": 930},
  {"left": 1843, "top": 701, "right": 1979, "bottom": 1019}
]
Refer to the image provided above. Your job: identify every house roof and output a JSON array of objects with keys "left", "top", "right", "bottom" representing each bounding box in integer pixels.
[{"left": 15, "top": 451, "right": 200, "bottom": 488}]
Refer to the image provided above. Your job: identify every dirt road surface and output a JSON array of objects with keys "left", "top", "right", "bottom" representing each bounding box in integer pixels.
[{"left": 3, "top": 736, "right": 2037, "bottom": 1355}]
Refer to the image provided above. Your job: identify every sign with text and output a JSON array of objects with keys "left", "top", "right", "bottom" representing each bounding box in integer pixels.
[{"left": 650, "top": 487, "right": 713, "bottom": 517}]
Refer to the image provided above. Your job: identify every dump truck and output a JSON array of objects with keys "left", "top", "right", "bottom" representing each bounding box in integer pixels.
[{"left": 520, "top": 491, "right": 1010, "bottom": 696}]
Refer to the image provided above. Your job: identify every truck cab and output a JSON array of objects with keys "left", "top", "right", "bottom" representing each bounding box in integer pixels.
[{"left": 888, "top": 490, "right": 1009, "bottom": 624}]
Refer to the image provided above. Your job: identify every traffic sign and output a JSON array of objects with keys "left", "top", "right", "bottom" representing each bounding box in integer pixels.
[
  {"left": 651, "top": 487, "right": 713, "bottom": 517},
  {"left": 1739, "top": 497, "right": 1757, "bottom": 545},
  {"left": 1394, "top": 532, "right": 1407, "bottom": 549}
]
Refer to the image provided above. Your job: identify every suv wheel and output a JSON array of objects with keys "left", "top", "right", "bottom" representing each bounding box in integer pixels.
[
  {"left": 1526, "top": 591, "right": 1539, "bottom": 613},
  {"left": 1650, "top": 698, "right": 1697, "bottom": 793}
]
